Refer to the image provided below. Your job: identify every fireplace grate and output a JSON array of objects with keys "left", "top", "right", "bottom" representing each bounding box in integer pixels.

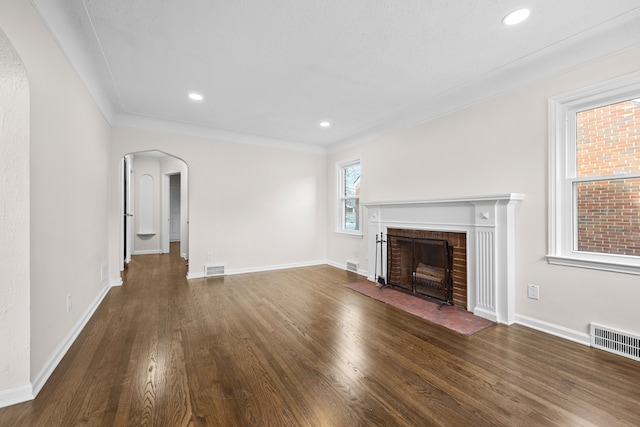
[
  {"left": 387, "top": 234, "right": 453, "bottom": 305},
  {"left": 590, "top": 323, "right": 640, "bottom": 361}
]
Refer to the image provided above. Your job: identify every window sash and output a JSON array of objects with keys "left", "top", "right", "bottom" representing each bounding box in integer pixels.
[
  {"left": 336, "top": 157, "right": 362, "bottom": 235},
  {"left": 548, "top": 71, "right": 640, "bottom": 274}
]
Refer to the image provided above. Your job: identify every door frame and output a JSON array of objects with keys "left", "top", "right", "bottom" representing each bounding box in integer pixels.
[
  {"left": 162, "top": 171, "right": 182, "bottom": 254},
  {"left": 120, "top": 151, "right": 189, "bottom": 272}
]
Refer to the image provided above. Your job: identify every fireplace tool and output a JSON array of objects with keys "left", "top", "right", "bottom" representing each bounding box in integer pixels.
[{"left": 375, "top": 232, "right": 387, "bottom": 288}]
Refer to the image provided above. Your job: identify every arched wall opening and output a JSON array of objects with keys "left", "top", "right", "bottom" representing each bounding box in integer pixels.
[
  {"left": 120, "top": 150, "right": 189, "bottom": 272},
  {"left": 0, "top": 27, "right": 32, "bottom": 406}
]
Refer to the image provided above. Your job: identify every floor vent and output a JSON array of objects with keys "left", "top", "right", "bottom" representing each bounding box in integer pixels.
[
  {"left": 590, "top": 323, "right": 640, "bottom": 362},
  {"left": 346, "top": 260, "right": 359, "bottom": 273},
  {"left": 204, "top": 265, "right": 225, "bottom": 277}
]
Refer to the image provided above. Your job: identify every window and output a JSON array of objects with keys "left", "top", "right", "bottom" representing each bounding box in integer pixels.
[
  {"left": 336, "top": 157, "right": 361, "bottom": 235},
  {"left": 548, "top": 71, "right": 640, "bottom": 275}
]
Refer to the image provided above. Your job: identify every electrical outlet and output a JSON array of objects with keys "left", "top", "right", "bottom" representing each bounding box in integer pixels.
[
  {"left": 527, "top": 284, "right": 540, "bottom": 300},
  {"left": 206, "top": 252, "right": 213, "bottom": 262},
  {"left": 66, "top": 294, "right": 72, "bottom": 312}
]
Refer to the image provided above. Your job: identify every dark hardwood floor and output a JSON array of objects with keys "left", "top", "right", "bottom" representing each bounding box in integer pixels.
[{"left": 1, "top": 244, "right": 639, "bottom": 426}]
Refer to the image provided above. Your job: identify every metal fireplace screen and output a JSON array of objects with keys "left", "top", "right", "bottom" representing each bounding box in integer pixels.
[{"left": 387, "top": 234, "right": 453, "bottom": 304}]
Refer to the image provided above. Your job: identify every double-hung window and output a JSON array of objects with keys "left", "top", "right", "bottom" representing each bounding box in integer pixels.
[
  {"left": 336, "top": 157, "right": 361, "bottom": 235},
  {"left": 548, "top": 71, "right": 640, "bottom": 275}
]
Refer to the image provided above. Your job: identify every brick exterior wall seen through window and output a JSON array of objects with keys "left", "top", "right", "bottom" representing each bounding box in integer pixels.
[{"left": 576, "top": 100, "right": 640, "bottom": 256}]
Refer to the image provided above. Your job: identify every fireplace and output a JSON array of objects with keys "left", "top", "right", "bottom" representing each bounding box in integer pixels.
[
  {"left": 362, "top": 194, "right": 523, "bottom": 324},
  {"left": 387, "top": 229, "right": 466, "bottom": 307}
]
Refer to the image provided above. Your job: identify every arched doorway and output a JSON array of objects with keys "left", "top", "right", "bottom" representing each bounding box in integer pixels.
[
  {"left": 0, "top": 28, "right": 32, "bottom": 405},
  {"left": 121, "top": 150, "right": 189, "bottom": 270}
]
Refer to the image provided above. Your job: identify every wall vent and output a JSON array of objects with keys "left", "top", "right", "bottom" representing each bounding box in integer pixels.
[
  {"left": 204, "top": 265, "right": 225, "bottom": 277},
  {"left": 346, "top": 260, "right": 359, "bottom": 273},
  {"left": 590, "top": 323, "right": 640, "bottom": 362}
]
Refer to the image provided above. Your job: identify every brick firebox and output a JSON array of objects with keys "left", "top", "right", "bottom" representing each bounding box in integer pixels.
[{"left": 387, "top": 228, "right": 467, "bottom": 309}]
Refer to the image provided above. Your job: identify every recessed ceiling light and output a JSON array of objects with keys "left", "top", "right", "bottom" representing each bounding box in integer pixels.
[
  {"left": 502, "top": 8, "right": 530, "bottom": 26},
  {"left": 319, "top": 121, "right": 331, "bottom": 127},
  {"left": 188, "top": 92, "right": 203, "bottom": 101}
]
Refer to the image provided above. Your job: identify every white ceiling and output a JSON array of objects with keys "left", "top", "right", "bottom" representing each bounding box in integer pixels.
[{"left": 32, "top": 1, "right": 640, "bottom": 152}]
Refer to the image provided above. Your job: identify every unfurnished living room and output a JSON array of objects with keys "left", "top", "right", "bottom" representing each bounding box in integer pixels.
[{"left": 1, "top": 1, "right": 640, "bottom": 425}]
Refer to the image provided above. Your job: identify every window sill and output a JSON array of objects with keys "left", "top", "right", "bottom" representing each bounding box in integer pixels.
[
  {"left": 335, "top": 230, "right": 363, "bottom": 238},
  {"left": 547, "top": 254, "right": 640, "bottom": 276}
]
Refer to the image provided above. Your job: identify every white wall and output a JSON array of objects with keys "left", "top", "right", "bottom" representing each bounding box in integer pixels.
[
  {"left": 109, "top": 128, "right": 327, "bottom": 279},
  {"left": 327, "top": 46, "right": 640, "bottom": 342},
  {"left": 0, "top": 0, "right": 112, "bottom": 404},
  {"left": 0, "top": 28, "right": 30, "bottom": 399}
]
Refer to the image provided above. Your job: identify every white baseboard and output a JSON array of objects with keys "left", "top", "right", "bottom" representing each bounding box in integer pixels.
[
  {"left": 0, "top": 384, "right": 33, "bottom": 409},
  {"left": 473, "top": 307, "right": 499, "bottom": 323},
  {"left": 109, "top": 278, "right": 123, "bottom": 287},
  {"left": 187, "top": 260, "right": 369, "bottom": 280},
  {"left": 326, "top": 260, "right": 368, "bottom": 277},
  {"left": 132, "top": 249, "right": 162, "bottom": 255},
  {"left": 228, "top": 260, "right": 326, "bottom": 276},
  {"left": 30, "top": 283, "right": 112, "bottom": 398},
  {"left": 187, "top": 260, "right": 327, "bottom": 280},
  {"left": 186, "top": 271, "right": 204, "bottom": 279},
  {"left": 514, "top": 314, "right": 590, "bottom": 346}
]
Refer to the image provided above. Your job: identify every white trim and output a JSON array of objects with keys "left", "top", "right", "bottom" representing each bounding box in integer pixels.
[
  {"left": 548, "top": 70, "right": 640, "bottom": 275},
  {"left": 333, "top": 230, "right": 364, "bottom": 238},
  {"left": 31, "top": 283, "right": 112, "bottom": 399},
  {"left": 362, "top": 193, "right": 525, "bottom": 207},
  {"left": 132, "top": 249, "right": 163, "bottom": 255},
  {"left": 0, "top": 384, "right": 34, "bottom": 409},
  {"left": 187, "top": 260, "right": 327, "bottom": 280},
  {"left": 335, "top": 156, "right": 363, "bottom": 235},
  {"left": 161, "top": 173, "right": 171, "bottom": 254},
  {"left": 326, "top": 260, "right": 368, "bottom": 277},
  {"left": 186, "top": 271, "right": 203, "bottom": 280},
  {"left": 547, "top": 255, "right": 640, "bottom": 276},
  {"left": 515, "top": 314, "right": 591, "bottom": 346},
  {"left": 113, "top": 116, "right": 328, "bottom": 154}
]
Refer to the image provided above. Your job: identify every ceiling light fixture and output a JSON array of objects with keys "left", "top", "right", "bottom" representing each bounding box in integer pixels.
[
  {"left": 188, "top": 92, "right": 204, "bottom": 101},
  {"left": 502, "top": 8, "right": 530, "bottom": 26},
  {"left": 319, "top": 121, "right": 331, "bottom": 127}
]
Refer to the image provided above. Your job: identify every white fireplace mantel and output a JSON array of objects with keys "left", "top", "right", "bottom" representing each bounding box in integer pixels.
[{"left": 362, "top": 193, "right": 524, "bottom": 325}]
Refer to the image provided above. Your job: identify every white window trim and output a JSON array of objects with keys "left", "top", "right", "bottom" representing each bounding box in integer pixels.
[
  {"left": 548, "top": 70, "right": 640, "bottom": 275},
  {"left": 335, "top": 156, "right": 363, "bottom": 237}
]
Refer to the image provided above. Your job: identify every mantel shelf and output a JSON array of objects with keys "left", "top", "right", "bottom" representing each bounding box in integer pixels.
[{"left": 362, "top": 193, "right": 524, "bottom": 208}]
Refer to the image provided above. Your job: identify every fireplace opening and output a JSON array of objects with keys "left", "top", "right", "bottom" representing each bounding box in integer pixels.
[{"left": 387, "top": 233, "right": 455, "bottom": 306}]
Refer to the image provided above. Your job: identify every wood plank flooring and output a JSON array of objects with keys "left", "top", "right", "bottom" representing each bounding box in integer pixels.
[{"left": 1, "top": 245, "right": 639, "bottom": 426}]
